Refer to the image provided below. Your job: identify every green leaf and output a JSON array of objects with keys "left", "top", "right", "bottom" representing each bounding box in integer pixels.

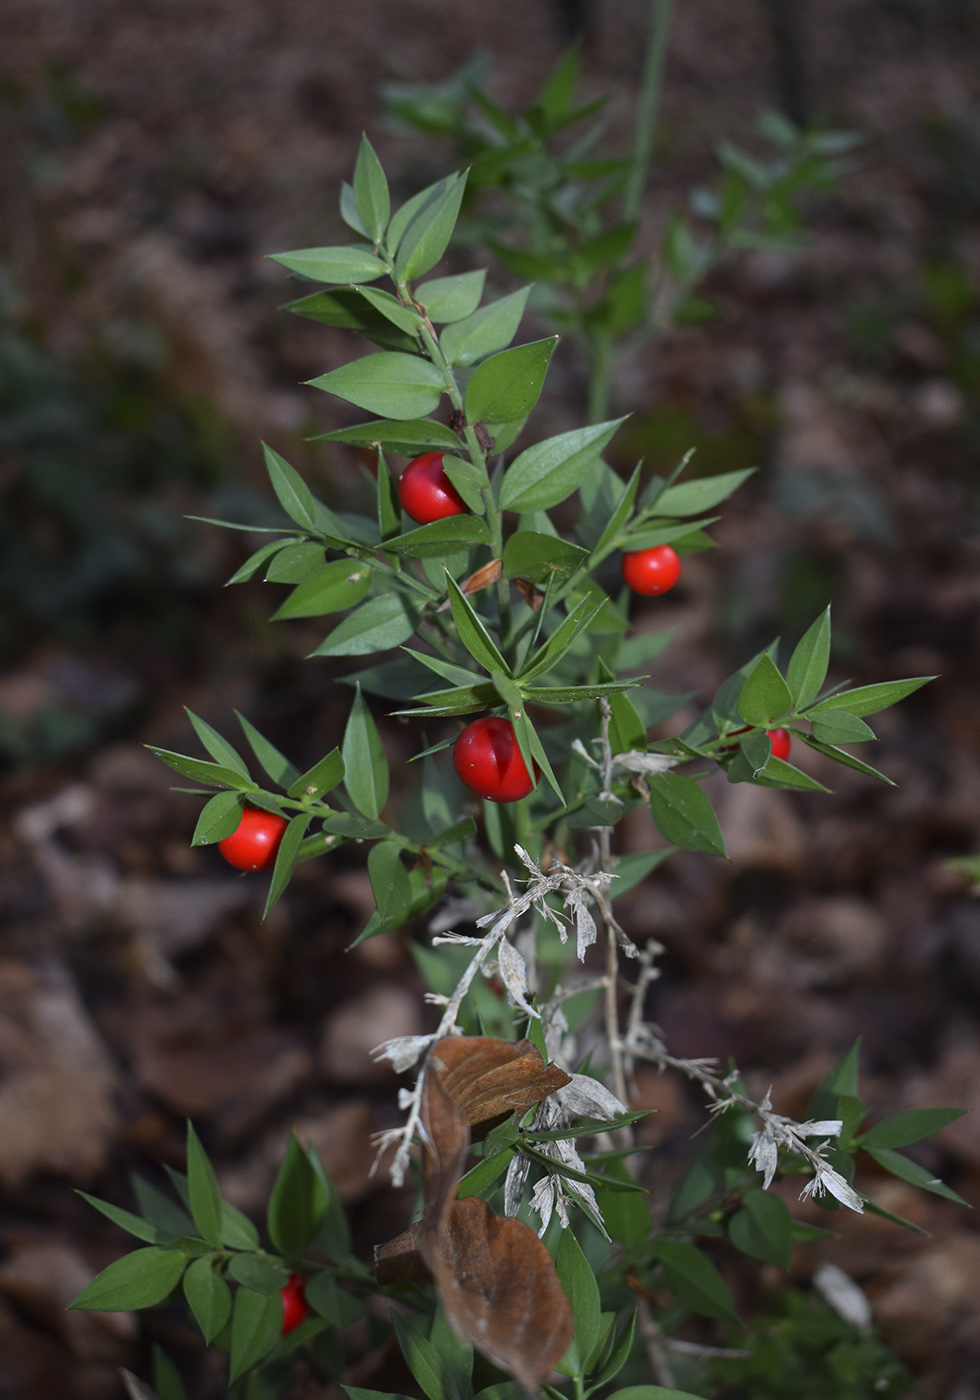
[
  {"left": 264, "top": 541, "right": 326, "bottom": 584},
  {"left": 500, "top": 418, "right": 626, "bottom": 513},
  {"left": 446, "top": 573, "right": 509, "bottom": 674},
  {"left": 607, "top": 688, "right": 647, "bottom": 754},
  {"left": 130, "top": 1176, "right": 194, "bottom": 1239},
  {"left": 269, "top": 244, "right": 388, "bottom": 284},
  {"left": 184, "top": 711, "right": 250, "bottom": 776},
  {"left": 518, "top": 593, "right": 603, "bottom": 683},
  {"left": 809, "top": 675, "right": 934, "bottom": 717},
  {"left": 607, "top": 1388, "right": 710, "bottom": 1400},
  {"left": 653, "top": 1239, "right": 740, "bottom": 1324},
  {"left": 186, "top": 1123, "right": 223, "bottom": 1249},
  {"left": 464, "top": 337, "right": 557, "bottom": 431},
  {"left": 147, "top": 747, "right": 259, "bottom": 792},
  {"left": 314, "top": 417, "right": 462, "bottom": 456},
  {"left": 440, "top": 286, "right": 532, "bottom": 367},
  {"left": 622, "top": 515, "right": 720, "bottom": 552},
  {"left": 441, "top": 455, "right": 490, "bottom": 514},
  {"left": 191, "top": 791, "right": 243, "bottom": 846},
  {"left": 654, "top": 468, "right": 755, "bottom": 516},
  {"left": 522, "top": 679, "right": 642, "bottom": 705},
  {"left": 288, "top": 746, "right": 345, "bottom": 800},
  {"left": 306, "top": 1271, "right": 364, "bottom": 1327},
  {"left": 226, "top": 1253, "right": 290, "bottom": 1293},
  {"left": 272, "top": 561, "right": 373, "bottom": 620},
  {"left": 236, "top": 713, "right": 301, "bottom": 788},
  {"left": 263, "top": 812, "right": 313, "bottom": 917},
  {"left": 503, "top": 531, "right": 588, "bottom": 584},
  {"left": 416, "top": 269, "right": 486, "bottom": 322},
  {"left": 384, "top": 515, "right": 490, "bottom": 557},
  {"left": 262, "top": 443, "right": 319, "bottom": 531},
  {"left": 353, "top": 135, "right": 390, "bottom": 244},
  {"left": 368, "top": 841, "right": 413, "bottom": 927},
  {"left": 403, "top": 648, "right": 485, "bottom": 689},
  {"left": 394, "top": 171, "right": 467, "bottom": 282},
  {"left": 727, "top": 1188, "right": 793, "bottom": 1268},
  {"left": 70, "top": 1247, "right": 187, "bottom": 1311},
  {"left": 285, "top": 287, "right": 417, "bottom": 352},
  {"left": 649, "top": 772, "right": 727, "bottom": 857},
  {"left": 340, "top": 180, "right": 368, "bottom": 237},
  {"left": 183, "top": 1255, "right": 231, "bottom": 1344},
  {"left": 391, "top": 1312, "right": 447, "bottom": 1400},
  {"left": 800, "top": 734, "right": 896, "bottom": 785},
  {"left": 311, "top": 592, "right": 421, "bottom": 657},
  {"left": 754, "top": 754, "right": 832, "bottom": 793},
  {"left": 786, "top": 606, "right": 831, "bottom": 708},
  {"left": 737, "top": 653, "right": 792, "bottom": 726},
  {"left": 806, "top": 1040, "right": 861, "bottom": 1121},
  {"left": 343, "top": 685, "right": 389, "bottom": 819},
  {"left": 354, "top": 286, "right": 424, "bottom": 335},
  {"left": 591, "top": 1313, "right": 637, "bottom": 1389},
  {"left": 810, "top": 710, "right": 876, "bottom": 745},
  {"left": 864, "top": 1147, "right": 971, "bottom": 1206},
  {"left": 229, "top": 1286, "right": 283, "bottom": 1383},
  {"left": 76, "top": 1192, "right": 160, "bottom": 1244},
  {"left": 456, "top": 1145, "right": 517, "bottom": 1198},
  {"left": 556, "top": 1227, "right": 600, "bottom": 1378},
  {"left": 309, "top": 353, "right": 445, "bottom": 419},
  {"left": 592, "top": 463, "right": 642, "bottom": 558},
  {"left": 151, "top": 1345, "right": 188, "bottom": 1400},
  {"left": 858, "top": 1107, "right": 966, "bottom": 1151},
  {"left": 221, "top": 1201, "right": 261, "bottom": 1250},
  {"left": 268, "top": 1132, "right": 328, "bottom": 1255},
  {"left": 225, "top": 538, "right": 289, "bottom": 585},
  {"left": 610, "top": 850, "right": 673, "bottom": 897}
]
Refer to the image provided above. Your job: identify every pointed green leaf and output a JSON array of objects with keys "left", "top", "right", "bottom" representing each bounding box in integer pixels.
[
  {"left": 186, "top": 1124, "right": 223, "bottom": 1249},
  {"left": 464, "top": 337, "right": 557, "bottom": 430},
  {"left": 311, "top": 592, "right": 421, "bottom": 656},
  {"left": 653, "top": 1239, "right": 739, "bottom": 1324},
  {"left": 864, "top": 1147, "right": 971, "bottom": 1206},
  {"left": 727, "top": 1188, "right": 793, "bottom": 1268},
  {"left": 70, "top": 1247, "right": 187, "bottom": 1311},
  {"left": 391, "top": 1312, "right": 448, "bottom": 1400},
  {"left": 592, "top": 463, "right": 642, "bottom": 557},
  {"left": 313, "top": 417, "right": 462, "bottom": 455},
  {"left": 737, "top": 653, "right": 792, "bottom": 726},
  {"left": 353, "top": 135, "right": 390, "bottom": 244},
  {"left": 264, "top": 542, "right": 326, "bottom": 584},
  {"left": 440, "top": 286, "right": 532, "bottom": 367},
  {"left": 236, "top": 713, "right": 301, "bottom": 788},
  {"left": 183, "top": 1255, "right": 231, "bottom": 1344},
  {"left": 288, "top": 746, "right": 344, "bottom": 800},
  {"left": 503, "top": 531, "right": 588, "bottom": 584},
  {"left": 608, "top": 689, "right": 647, "bottom": 753},
  {"left": 268, "top": 1132, "right": 328, "bottom": 1254},
  {"left": 649, "top": 772, "right": 727, "bottom": 857},
  {"left": 354, "top": 286, "right": 423, "bottom": 335},
  {"left": 607, "top": 1387, "right": 710, "bottom": 1400},
  {"left": 221, "top": 1201, "right": 260, "bottom": 1250},
  {"left": 76, "top": 1192, "right": 161, "bottom": 1244},
  {"left": 403, "top": 648, "right": 485, "bottom": 689},
  {"left": 269, "top": 245, "right": 388, "bottom": 284},
  {"left": 271, "top": 560, "right": 372, "bottom": 620},
  {"left": 263, "top": 812, "right": 313, "bottom": 917},
  {"left": 622, "top": 515, "right": 720, "bottom": 551},
  {"left": 518, "top": 594, "right": 603, "bottom": 683},
  {"left": 383, "top": 515, "right": 490, "bottom": 557},
  {"left": 262, "top": 443, "right": 318, "bottom": 531},
  {"left": 441, "top": 454, "right": 489, "bottom": 514},
  {"left": 446, "top": 573, "right": 509, "bottom": 674},
  {"left": 229, "top": 1286, "right": 283, "bottom": 1383},
  {"left": 225, "top": 539, "right": 289, "bottom": 585},
  {"left": 147, "top": 747, "right": 259, "bottom": 793},
  {"left": 309, "top": 353, "right": 445, "bottom": 419},
  {"left": 858, "top": 1107, "right": 966, "bottom": 1151},
  {"left": 556, "top": 1227, "right": 600, "bottom": 1378},
  {"left": 810, "top": 710, "right": 876, "bottom": 745},
  {"left": 416, "top": 269, "right": 486, "bottom": 323},
  {"left": 654, "top": 468, "right": 755, "bottom": 516},
  {"left": 182, "top": 715, "right": 244, "bottom": 777},
  {"left": 285, "top": 287, "right": 416, "bottom": 351},
  {"left": 130, "top": 1176, "right": 194, "bottom": 1239},
  {"left": 500, "top": 418, "right": 627, "bottom": 513},
  {"left": 809, "top": 676, "right": 934, "bottom": 717},
  {"left": 786, "top": 606, "right": 831, "bottom": 708},
  {"left": 343, "top": 686, "right": 389, "bottom": 819},
  {"left": 226, "top": 1254, "right": 290, "bottom": 1293},
  {"left": 800, "top": 734, "right": 896, "bottom": 784},
  {"left": 191, "top": 791, "right": 244, "bottom": 846},
  {"left": 151, "top": 1345, "right": 187, "bottom": 1400},
  {"left": 394, "top": 171, "right": 467, "bottom": 282},
  {"left": 368, "top": 840, "right": 412, "bottom": 926},
  {"left": 340, "top": 180, "right": 369, "bottom": 237}
]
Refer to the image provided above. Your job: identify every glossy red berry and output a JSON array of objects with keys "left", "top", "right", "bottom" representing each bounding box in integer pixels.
[
  {"left": 280, "top": 1273, "right": 308, "bottom": 1335},
  {"left": 397, "top": 453, "right": 468, "bottom": 525},
  {"left": 621, "top": 544, "right": 681, "bottom": 596},
  {"left": 217, "top": 805, "right": 288, "bottom": 872},
  {"left": 767, "top": 728, "right": 791, "bottom": 762},
  {"left": 453, "top": 717, "right": 540, "bottom": 804}
]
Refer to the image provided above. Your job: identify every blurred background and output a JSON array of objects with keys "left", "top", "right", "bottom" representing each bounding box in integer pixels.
[{"left": 1, "top": 0, "right": 980, "bottom": 1395}]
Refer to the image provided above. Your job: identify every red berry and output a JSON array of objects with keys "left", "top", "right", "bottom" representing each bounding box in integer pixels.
[
  {"left": 453, "top": 717, "right": 540, "bottom": 804},
  {"left": 767, "top": 728, "right": 791, "bottom": 762},
  {"left": 217, "top": 805, "right": 288, "bottom": 872},
  {"left": 621, "top": 544, "right": 681, "bottom": 596},
  {"left": 280, "top": 1273, "right": 308, "bottom": 1335},
  {"left": 397, "top": 453, "right": 468, "bottom": 525}
]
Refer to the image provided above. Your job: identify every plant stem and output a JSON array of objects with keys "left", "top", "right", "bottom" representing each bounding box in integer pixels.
[
  {"left": 586, "top": 328, "right": 613, "bottom": 426},
  {"left": 623, "top": 0, "right": 673, "bottom": 227}
]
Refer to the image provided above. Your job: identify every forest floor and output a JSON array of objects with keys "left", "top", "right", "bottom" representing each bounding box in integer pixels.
[{"left": 1, "top": 0, "right": 980, "bottom": 1395}]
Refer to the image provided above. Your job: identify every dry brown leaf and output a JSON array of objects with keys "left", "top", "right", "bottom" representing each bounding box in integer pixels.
[
  {"left": 431, "top": 1035, "right": 572, "bottom": 1127},
  {"left": 461, "top": 558, "right": 504, "bottom": 595},
  {"left": 513, "top": 578, "right": 543, "bottom": 612}
]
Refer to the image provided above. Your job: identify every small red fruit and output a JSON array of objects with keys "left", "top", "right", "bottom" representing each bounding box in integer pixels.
[
  {"left": 217, "top": 805, "right": 288, "bottom": 872},
  {"left": 280, "top": 1273, "right": 308, "bottom": 1335},
  {"left": 621, "top": 544, "right": 681, "bottom": 596},
  {"left": 397, "top": 453, "right": 468, "bottom": 525},
  {"left": 767, "top": 728, "right": 791, "bottom": 762},
  {"left": 453, "top": 717, "right": 540, "bottom": 804}
]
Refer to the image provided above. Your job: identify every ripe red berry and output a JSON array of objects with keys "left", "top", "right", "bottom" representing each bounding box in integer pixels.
[
  {"left": 280, "top": 1273, "right": 308, "bottom": 1335},
  {"left": 453, "top": 717, "right": 540, "bottom": 804},
  {"left": 217, "top": 805, "right": 288, "bottom": 872},
  {"left": 767, "top": 728, "right": 791, "bottom": 762},
  {"left": 621, "top": 544, "right": 681, "bottom": 596},
  {"left": 397, "top": 453, "right": 468, "bottom": 525}
]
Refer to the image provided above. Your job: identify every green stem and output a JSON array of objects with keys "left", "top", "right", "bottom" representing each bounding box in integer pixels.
[
  {"left": 586, "top": 329, "right": 613, "bottom": 426},
  {"left": 623, "top": 0, "right": 673, "bottom": 226}
]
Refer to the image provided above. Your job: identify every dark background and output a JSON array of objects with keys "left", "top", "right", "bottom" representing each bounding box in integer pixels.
[{"left": 1, "top": 0, "right": 980, "bottom": 1395}]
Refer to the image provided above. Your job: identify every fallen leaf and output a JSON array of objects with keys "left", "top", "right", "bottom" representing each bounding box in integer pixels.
[
  {"left": 431, "top": 1036, "right": 572, "bottom": 1127},
  {"left": 461, "top": 558, "right": 503, "bottom": 595}
]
